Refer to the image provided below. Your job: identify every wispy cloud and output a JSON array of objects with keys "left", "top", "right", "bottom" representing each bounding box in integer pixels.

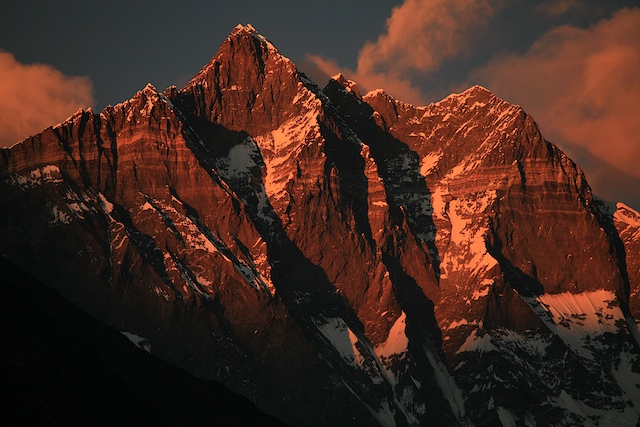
[
  {"left": 536, "top": 0, "right": 581, "bottom": 18},
  {"left": 308, "top": 0, "right": 499, "bottom": 103},
  {"left": 306, "top": 53, "right": 424, "bottom": 105},
  {"left": 0, "top": 51, "right": 94, "bottom": 148},
  {"left": 470, "top": 8, "right": 640, "bottom": 199}
]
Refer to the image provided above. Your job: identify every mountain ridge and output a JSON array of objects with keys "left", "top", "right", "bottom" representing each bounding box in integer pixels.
[{"left": 1, "top": 24, "right": 639, "bottom": 426}]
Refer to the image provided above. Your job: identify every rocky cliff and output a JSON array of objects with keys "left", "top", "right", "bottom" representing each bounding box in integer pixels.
[{"left": 1, "top": 24, "right": 639, "bottom": 426}]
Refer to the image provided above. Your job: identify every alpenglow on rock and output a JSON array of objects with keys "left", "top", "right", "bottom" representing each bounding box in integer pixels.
[{"left": 1, "top": 24, "right": 639, "bottom": 427}]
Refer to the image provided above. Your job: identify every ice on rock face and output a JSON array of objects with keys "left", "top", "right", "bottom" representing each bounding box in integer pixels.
[
  {"left": 455, "top": 329, "right": 498, "bottom": 354},
  {"left": 537, "top": 290, "right": 623, "bottom": 334},
  {"left": 375, "top": 312, "right": 409, "bottom": 358},
  {"left": 420, "top": 150, "right": 442, "bottom": 176},
  {"left": 136, "top": 194, "right": 273, "bottom": 295},
  {"left": 229, "top": 23, "right": 280, "bottom": 55},
  {"left": 614, "top": 203, "right": 640, "bottom": 242},
  {"left": 253, "top": 84, "right": 323, "bottom": 201},
  {"left": 313, "top": 317, "right": 362, "bottom": 366},
  {"left": 8, "top": 165, "right": 64, "bottom": 188},
  {"left": 121, "top": 331, "right": 151, "bottom": 353},
  {"left": 50, "top": 205, "right": 72, "bottom": 225},
  {"left": 215, "top": 137, "right": 261, "bottom": 182},
  {"left": 439, "top": 191, "right": 498, "bottom": 279},
  {"left": 520, "top": 290, "right": 626, "bottom": 360},
  {"left": 98, "top": 193, "right": 114, "bottom": 214}
]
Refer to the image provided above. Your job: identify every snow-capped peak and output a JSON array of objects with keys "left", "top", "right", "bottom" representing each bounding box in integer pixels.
[
  {"left": 614, "top": 202, "right": 640, "bottom": 228},
  {"left": 225, "top": 23, "right": 282, "bottom": 59},
  {"left": 142, "top": 83, "right": 158, "bottom": 94},
  {"left": 363, "top": 88, "right": 390, "bottom": 100},
  {"left": 331, "top": 73, "right": 361, "bottom": 99},
  {"left": 331, "top": 73, "right": 346, "bottom": 83},
  {"left": 231, "top": 23, "right": 257, "bottom": 36}
]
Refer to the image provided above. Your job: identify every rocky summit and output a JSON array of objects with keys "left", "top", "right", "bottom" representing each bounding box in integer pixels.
[{"left": 1, "top": 24, "right": 639, "bottom": 426}]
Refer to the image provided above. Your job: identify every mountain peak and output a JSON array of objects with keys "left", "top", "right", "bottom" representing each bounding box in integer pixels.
[
  {"left": 177, "top": 25, "right": 301, "bottom": 135},
  {"left": 226, "top": 23, "right": 279, "bottom": 55},
  {"left": 142, "top": 83, "right": 158, "bottom": 94},
  {"left": 363, "top": 88, "right": 391, "bottom": 100},
  {"left": 231, "top": 23, "right": 257, "bottom": 36},
  {"left": 450, "top": 85, "right": 499, "bottom": 105},
  {"left": 466, "top": 84, "right": 492, "bottom": 95},
  {"left": 331, "top": 73, "right": 346, "bottom": 83},
  {"left": 183, "top": 24, "right": 288, "bottom": 92},
  {"left": 330, "top": 73, "right": 362, "bottom": 99}
]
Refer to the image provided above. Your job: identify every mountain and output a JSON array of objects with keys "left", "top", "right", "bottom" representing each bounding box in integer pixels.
[{"left": 1, "top": 24, "right": 639, "bottom": 426}]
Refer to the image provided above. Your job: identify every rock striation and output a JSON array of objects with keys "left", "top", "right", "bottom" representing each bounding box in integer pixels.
[{"left": 1, "top": 24, "right": 639, "bottom": 426}]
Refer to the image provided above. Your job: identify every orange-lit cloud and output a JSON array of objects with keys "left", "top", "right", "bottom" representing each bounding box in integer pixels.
[
  {"left": 307, "top": 0, "right": 499, "bottom": 104},
  {"left": 0, "top": 51, "right": 94, "bottom": 148},
  {"left": 470, "top": 8, "right": 640, "bottom": 192},
  {"left": 306, "top": 54, "right": 424, "bottom": 105}
]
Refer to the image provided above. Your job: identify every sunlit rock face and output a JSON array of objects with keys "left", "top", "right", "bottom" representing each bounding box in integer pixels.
[{"left": 1, "top": 24, "right": 639, "bottom": 427}]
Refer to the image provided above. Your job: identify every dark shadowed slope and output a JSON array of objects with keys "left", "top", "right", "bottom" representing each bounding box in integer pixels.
[{"left": 0, "top": 257, "right": 286, "bottom": 426}]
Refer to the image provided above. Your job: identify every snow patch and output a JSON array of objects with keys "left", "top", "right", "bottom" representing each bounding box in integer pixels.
[
  {"left": 472, "top": 279, "right": 493, "bottom": 300},
  {"left": 455, "top": 329, "right": 497, "bottom": 354},
  {"left": 420, "top": 150, "right": 442, "bottom": 175},
  {"left": 254, "top": 85, "right": 322, "bottom": 201},
  {"left": 424, "top": 347, "right": 467, "bottom": 420},
  {"left": 537, "top": 290, "right": 622, "bottom": 335},
  {"left": 9, "top": 165, "right": 63, "bottom": 188},
  {"left": 121, "top": 331, "right": 151, "bottom": 353},
  {"left": 50, "top": 205, "right": 72, "bottom": 225},
  {"left": 609, "top": 202, "right": 640, "bottom": 253},
  {"left": 545, "top": 389, "right": 638, "bottom": 426},
  {"left": 520, "top": 290, "right": 625, "bottom": 360},
  {"left": 314, "top": 317, "right": 361, "bottom": 366},
  {"left": 447, "top": 319, "right": 478, "bottom": 330},
  {"left": 441, "top": 192, "right": 498, "bottom": 278},
  {"left": 496, "top": 406, "right": 519, "bottom": 427},
  {"left": 373, "top": 399, "right": 398, "bottom": 427},
  {"left": 376, "top": 312, "right": 409, "bottom": 358},
  {"left": 430, "top": 186, "right": 449, "bottom": 220},
  {"left": 217, "top": 137, "right": 259, "bottom": 181},
  {"left": 97, "top": 193, "right": 114, "bottom": 214},
  {"left": 141, "top": 194, "right": 272, "bottom": 294}
]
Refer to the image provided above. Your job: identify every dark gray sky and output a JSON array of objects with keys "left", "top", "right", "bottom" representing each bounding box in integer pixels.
[
  {"left": 1, "top": 1, "right": 397, "bottom": 108},
  {"left": 1, "top": 0, "right": 639, "bottom": 208}
]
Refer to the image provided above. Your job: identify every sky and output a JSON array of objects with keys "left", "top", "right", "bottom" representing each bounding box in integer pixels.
[{"left": 1, "top": 0, "right": 638, "bottom": 209}]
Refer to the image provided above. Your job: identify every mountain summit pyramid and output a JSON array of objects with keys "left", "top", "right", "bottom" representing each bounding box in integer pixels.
[{"left": 1, "top": 24, "right": 639, "bottom": 426}]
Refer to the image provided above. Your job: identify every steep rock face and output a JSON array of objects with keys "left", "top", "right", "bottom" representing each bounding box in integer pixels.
[
  {"left": 615, "top": 204, "right": 640, "bottom": 317},
  {"left": 597, "top": 200, "right": 640, "bottom": 319},
  {"left": 341, "top": 82, "right": 626, "bottom": 326},
  {"left": 179, "top": 24, "right": 301, "bottom": 135},
  {"left": 1, "top": 25, "right": 640, "bottom": 427}
]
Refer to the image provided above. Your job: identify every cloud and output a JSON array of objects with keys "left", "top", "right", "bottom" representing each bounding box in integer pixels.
[
  {"left": 536, "top": 0, "right": 581, "bottom": 18},
  {"left": 470, "top": 8, "right": 640, "bottom": 201},
  {"left": 306, "top": 53, "right": 425, "bottom": 105},
  {"left": 0, "top": 51, "right": 94, "bottom": 148},
  {"left": 307, "top": 0, "right": 499, "bottom": 104}
]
